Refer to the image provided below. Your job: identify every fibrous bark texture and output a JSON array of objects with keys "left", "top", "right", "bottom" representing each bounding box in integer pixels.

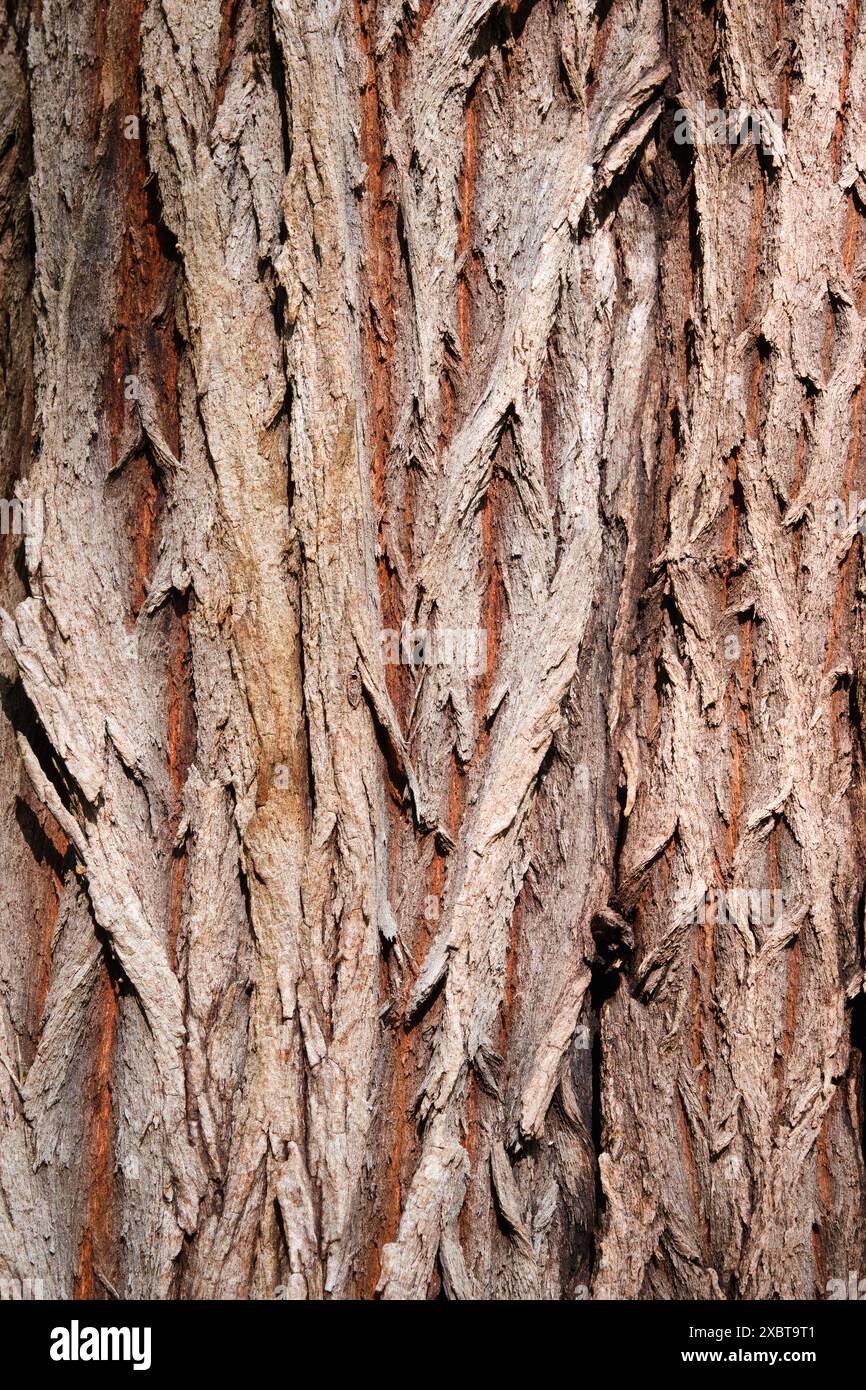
[{"left": 1, "top": 0, "right": 866, "bottom": 1300}]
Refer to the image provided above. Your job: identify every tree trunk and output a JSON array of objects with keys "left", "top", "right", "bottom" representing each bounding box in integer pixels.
[{"left": 1, "top": 0, "right": 865, "bottom": 1301}]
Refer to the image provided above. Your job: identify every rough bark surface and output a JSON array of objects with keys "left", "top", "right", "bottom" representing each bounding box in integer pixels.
[{"left": 1, "top": 0, "right": 865, "bottom": 1300}]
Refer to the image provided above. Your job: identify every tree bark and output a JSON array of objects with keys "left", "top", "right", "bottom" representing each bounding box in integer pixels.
[{"left": 1, "top": 0, "right": 865, "bottom": 1300}]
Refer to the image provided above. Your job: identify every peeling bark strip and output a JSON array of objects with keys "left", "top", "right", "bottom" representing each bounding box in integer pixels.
[{"left": 1, "top": 0, "right": 865, "bottom": 1301}]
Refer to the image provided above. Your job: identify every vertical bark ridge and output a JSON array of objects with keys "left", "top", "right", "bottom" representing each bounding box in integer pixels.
[{"left": 596, "top": 0, "right": 866, "bottom": 1300}]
